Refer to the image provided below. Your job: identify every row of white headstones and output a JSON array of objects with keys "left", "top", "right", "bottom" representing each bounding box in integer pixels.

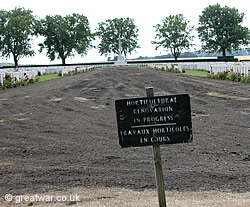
[
  {"left": 1, "top": 58, "right": 249, "bottom": 86},
  {"left": 0, "top": 65, "right": 95, "bottom": 85}
]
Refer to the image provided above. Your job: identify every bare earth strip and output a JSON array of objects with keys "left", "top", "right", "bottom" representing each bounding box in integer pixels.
[{"left": 0, "top": 67, "right": 249, "bottom": 206}]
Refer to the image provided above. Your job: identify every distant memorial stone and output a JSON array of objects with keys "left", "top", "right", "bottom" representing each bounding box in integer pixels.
[{"left": 114, "top": 36, "right": 127, "bottom": 66}]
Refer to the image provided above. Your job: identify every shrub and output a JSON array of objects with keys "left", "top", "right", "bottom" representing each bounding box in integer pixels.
[
  {"left": 28, "top": 78, "right": 34, "bottom": 84},
  {"left": 20, "top": 80, "right": 26, "bottom": 86},
  {"left": 165, "top": 67, "right": 171, "bottom": 72},
  {"left": 246, "top": 75, "right": 250, "bottom": 83},
  {"left": 234, "top": 73, "right": 242, "bottom": 82},
  {"left": 165, "top": 66, "right": 181, "bottom": 73},
  {"left": 207, "top": 71, "right": 216, "bottom": 79},
  {"left": 206, "top": 69, "right": 249, "bottom": 83},
  {"left": 3, "top": 74, "right": 14, "bottom": 89},
  {"left": 216, "top": 72, "right": 227, "bottom": 80},
  {"left": 226, "top": 70, "right": 237, "bottom": 81},
  {"left": 72, "top": 69, "right": 78, "bottom": 75}
]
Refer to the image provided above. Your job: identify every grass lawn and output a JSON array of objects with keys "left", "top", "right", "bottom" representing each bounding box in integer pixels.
[
  {"left": 37, "top": 74, "right": 60, "bottom": 82},
  {"left": 183, "top": 69, "right": 208, "bottom": 77},
  {"left": 36, "top": 69, "right": 209, "bottom": 83}
]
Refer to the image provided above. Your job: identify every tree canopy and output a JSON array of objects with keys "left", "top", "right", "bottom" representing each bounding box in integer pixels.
[
  {"left": 197, "top": 4, "right": 249, "bottom": 57},
  {"left": 0, "top": 7, "right": 37, "bottom": 66},
  {"left": 0, "top": 6, "right": 249, "bottom": 64},
  {"left": 96, "top": 17, "right": 140, "bottom": 58},
  {"left": 152, "top": 14, "right": 194, "bottom": 60},
  {"left": 38, "top": 13, "right": 94, "bottom": 64}
]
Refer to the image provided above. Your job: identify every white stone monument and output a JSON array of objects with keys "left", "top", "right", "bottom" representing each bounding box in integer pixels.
[{"left": 114, "top": 36, "right": 127, "bottom": 66}]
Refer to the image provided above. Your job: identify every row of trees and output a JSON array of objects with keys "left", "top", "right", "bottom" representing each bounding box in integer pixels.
[{"left": 0, "top": 4, "right": 249, "bottom": 66}]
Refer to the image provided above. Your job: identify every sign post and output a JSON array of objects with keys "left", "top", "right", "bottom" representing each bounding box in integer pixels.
[
  {"left": 146, "top": 87, "right": 167, "bottom": 207},
  {"left": 115, "top": 87, "right": 193, "bottom": 207}
]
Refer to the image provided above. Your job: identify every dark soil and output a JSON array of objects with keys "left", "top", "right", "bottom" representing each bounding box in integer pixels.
[{"left": 0, "top": 67, "right": 249, "bottom": 196}]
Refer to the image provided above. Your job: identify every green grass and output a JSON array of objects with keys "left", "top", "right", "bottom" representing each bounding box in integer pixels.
[
  {"left": 183, "top": 69, "right": 208, "bottom": 77},
  {"left": 37, "top": 74, "right": 60, "bottom": 82}
]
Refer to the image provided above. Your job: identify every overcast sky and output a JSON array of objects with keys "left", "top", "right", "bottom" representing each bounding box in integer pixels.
[{"left": 1, "top": 0, "right": 250, "bottom": 64}]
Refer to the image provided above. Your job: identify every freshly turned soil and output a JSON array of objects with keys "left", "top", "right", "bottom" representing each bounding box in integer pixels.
[{"left": 0, "top": 67, "right": 249, "bottom": 196}]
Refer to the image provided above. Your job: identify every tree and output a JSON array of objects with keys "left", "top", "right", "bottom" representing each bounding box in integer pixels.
[
  {"left": 152, "top": 14, "right": 194, "bottom": 60},
  {"left": 197, "top": 4, "right": 249, "bottom": 57},
  {"left": 0, "top": 7, "right": 37, "bottom": 66},
  {"left": 96, "top": 17, "right": 140, "bottom": 58},
  {"left": 38, "top": 14, "right": 94, "bottom": 64}
]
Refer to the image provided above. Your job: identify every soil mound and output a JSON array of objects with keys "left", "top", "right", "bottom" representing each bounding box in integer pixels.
[{"left": 0, "top": 67, "right": 249, "bottom": 195}]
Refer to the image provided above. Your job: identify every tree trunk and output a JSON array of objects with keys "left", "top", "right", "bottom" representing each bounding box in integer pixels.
[
  {"left": 62, "top": 57, "right": 66, "bottom": 65},
  {"left": 222, "top": 48, "right": 226, "bottom": 58},
  {"left": 13, "top": 54, "right": 18, "bottom": 67}
]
